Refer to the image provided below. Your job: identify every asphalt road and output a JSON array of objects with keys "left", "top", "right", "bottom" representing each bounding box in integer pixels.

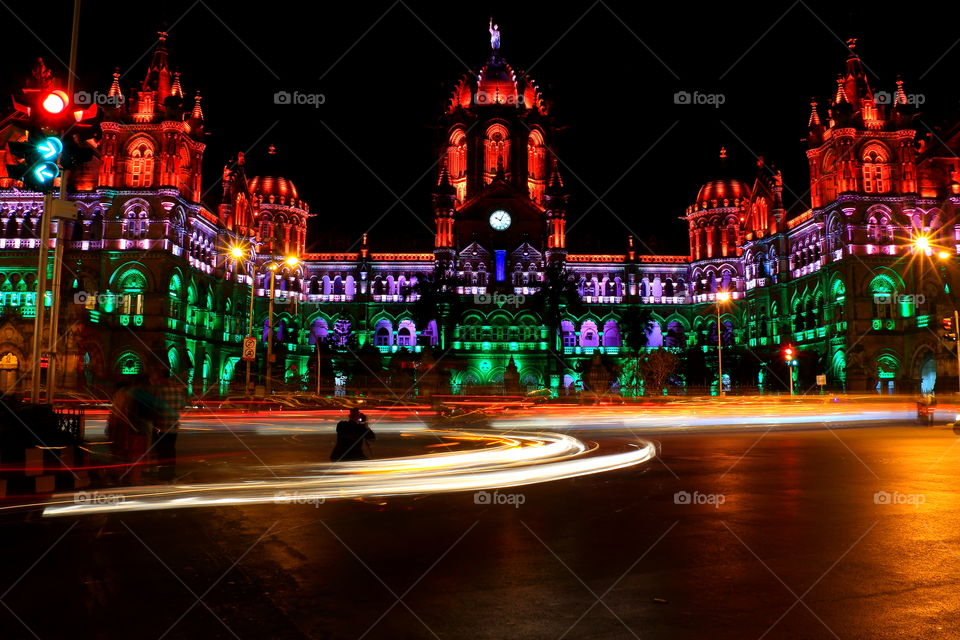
[{"left": 2, "top": 420, "right": 959, "bottom": 639}]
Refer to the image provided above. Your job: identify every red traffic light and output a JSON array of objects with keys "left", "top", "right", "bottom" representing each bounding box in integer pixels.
[
  {"left": 40, "top": 90, "right": 69, "bottom": 115},
  {"left": 783, "top": 345, "right": 795, "bottom": 361},
  {"left": 942, "top": 317, "right": 954, "bottom": 331}
]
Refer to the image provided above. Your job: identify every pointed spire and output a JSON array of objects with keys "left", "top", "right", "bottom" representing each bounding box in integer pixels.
[
  {"left": 894, "top": 77, "right": 908, "bottom": 105},
  {"left": 107, "top": 67, "right": 123, "bottom": 100},
  {"left": 546, "top": 155, "right": 565, "bottom": 193},
  {"left": 435, "top": 155, "right": 456, "bottom": 195},
  {"left": 808, "top": 98, "right": 821, "bottom": 126},
  {"left": 142, "top": 30, "right": 172, "bottom": 98},
  {"left": 170, "top": 71, "right": 183, "bottom": 98},
  {"left": 191, "top": 90, "right": 204, "bottom": 119},
  {"left": 834, "top": 75, "right": 848, "bottom": 104}
]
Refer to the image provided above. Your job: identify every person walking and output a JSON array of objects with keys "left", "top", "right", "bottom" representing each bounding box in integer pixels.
[
  {"left": 330, "top": 408, "right": 375, "bottom": 461},
  {"left": 108, "top": 374, "right": 154, "bottom": 485},
  {"left": 148, "top": 365, "right": 187, "bottom": 482}
]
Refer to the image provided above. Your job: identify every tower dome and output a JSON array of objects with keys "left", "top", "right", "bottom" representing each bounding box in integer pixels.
[
  {"left": 247, "top": 145, "right": 307, "bottom": 210},
  {"left": 691, "top": 148, "right": 751, "bottom": 210},
  {"left": 248, "top": 144, "right": 311, "bottom": 256},
  {"left": 694, "top": 178, "right": 751, "bottom": 208},
  {"left": 446, "top": 20, "right": 547, "bottom": 115}
]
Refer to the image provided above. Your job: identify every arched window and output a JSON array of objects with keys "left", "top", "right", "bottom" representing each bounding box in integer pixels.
[
  {"left": 397, "top": 324, "right": 414, "bottom": 347},
  {"left": 869, "top": 274, "right": 898, "bottom": 319},
  {"left": 862, "top": 144, "right": 890, "bottom": 194},
  {"left": 447, "top": 128, "right": 467, "bottom": 204},
  {"left": 601, "top": 320, "right": 620, "bottom": 347},
  {"left": 309, "top": 318, "right": 329, "bottom": 345},
  {"left": 123, "top": 205, "right": 149, "bottom": 240},
  {"left": 126, "top": 138, "right": 155, "bottom": 188},
  {"left": 116, "top": 269, "right": 147, "bottom": 316},
  {"left": 560, "top": 320, "right": 576, "bottom": 348},
  {"left": 527, "top": 129, "right": 547, "bottom": 206},
  {"left": 374, "top": 320, "right": 393, "bottom": 346},
  {"left": 580, "top": 321, "right": 599, "bottom": 347},
  {"left": 116, "top": 351, "right": 144, "bottom": 375},
  {"left": 484, "top": 123, "right": 511, "bottom": 184}
]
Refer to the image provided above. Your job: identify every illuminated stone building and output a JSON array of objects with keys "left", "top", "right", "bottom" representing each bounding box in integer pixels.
[{"left": 0, "top": 32, "right": 957, "bottom": 396}]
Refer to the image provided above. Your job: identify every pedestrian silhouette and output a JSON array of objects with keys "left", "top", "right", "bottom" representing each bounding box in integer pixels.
[{"left": 331, "top": 408, "right": 375, "bottom": 461}]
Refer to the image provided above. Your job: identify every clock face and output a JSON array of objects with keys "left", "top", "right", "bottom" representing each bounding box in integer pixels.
[{"left": 489, "top": 209, "right": 512, "bottom": 231}]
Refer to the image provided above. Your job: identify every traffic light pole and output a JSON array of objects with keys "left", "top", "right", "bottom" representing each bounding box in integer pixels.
[
  {"left": 46, "top": 1, "right": 80, "bottom": 403},
  {"left": 30, "top": 192, "right": 53, "bottom": 404},
  {"left": 46, "top": 174, "right": 69, "bottom": 402},
  {"left": 245, "top": 265, "right": 256, "bottom": 394},
  {"left": 716, "top": 300, "right": 724, "bottom": 397},
  {"left": 266, "top": 268, "right": 277, "bottom": 396}
]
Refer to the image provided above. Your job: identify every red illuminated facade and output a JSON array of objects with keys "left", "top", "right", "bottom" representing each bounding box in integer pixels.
[{"left": 0, "top": 31, "right": 957, "bottom": 395}]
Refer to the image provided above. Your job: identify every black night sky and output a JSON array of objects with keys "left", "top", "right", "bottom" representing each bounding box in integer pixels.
[{"left": 6, "top": 1, "right": 960, "bottom": 255}]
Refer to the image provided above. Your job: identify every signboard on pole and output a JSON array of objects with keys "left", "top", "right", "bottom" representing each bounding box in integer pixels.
[
  {"left": 816, "top": 374, "right": 826, "bottom": 386},
  {"left": 241, "top": 336, "right": 257, "bottom": 361}
]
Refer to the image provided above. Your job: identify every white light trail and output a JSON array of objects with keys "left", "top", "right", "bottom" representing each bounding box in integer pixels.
[{"left": 41, "top": 430, "right": 655, "bottom": 517}]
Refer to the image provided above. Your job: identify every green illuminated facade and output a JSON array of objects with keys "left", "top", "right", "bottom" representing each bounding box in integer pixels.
[{"left": 0, "top": 35, "right": 957, "bottom": 397}]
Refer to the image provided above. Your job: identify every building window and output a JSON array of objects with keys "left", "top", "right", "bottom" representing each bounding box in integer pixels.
[
  {"left": 862, "top": 146, "right": 890, "bottom": 194},
  {"left": 126, "top": 141, "right": 155, "bottom": 188}
]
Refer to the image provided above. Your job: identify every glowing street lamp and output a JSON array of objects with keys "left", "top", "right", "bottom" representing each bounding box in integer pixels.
[
  {"left": 226, "top": 243, "right": 260, "bottom": 392},
  {"left": 914, "top": 235, "right": 931, "bottom": 253},
  {"left": 716, "top": 290, "right": 731, "bottom": 396},
  {"left": 938, "top": 251, "right": 952, "bottom": 260}
]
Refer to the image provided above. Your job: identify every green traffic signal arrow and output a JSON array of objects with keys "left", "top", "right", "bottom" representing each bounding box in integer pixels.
[{"left": 36, "top": 137, "right": 63, "bottom": 160}]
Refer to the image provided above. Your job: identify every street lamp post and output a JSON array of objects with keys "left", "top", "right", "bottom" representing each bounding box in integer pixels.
[
  {"left": 264, "top": 255, "right": 300, "bottom": 396},
  {"left": 716, "top": 290, "right": 731, "bottom": 397},
  {"left": 266, "top": 263, "right": 278, "bottom": 395},
  {"left": 914, "top": 234, "right": 960, "bottom": 394},
  {"left": 230, "top": 244, "right": 258, "bottom": 394}
]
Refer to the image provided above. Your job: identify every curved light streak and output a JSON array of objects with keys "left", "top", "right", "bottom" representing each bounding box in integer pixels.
[{"left": 40, "top": 430, "right": 654, "bottom": 517}]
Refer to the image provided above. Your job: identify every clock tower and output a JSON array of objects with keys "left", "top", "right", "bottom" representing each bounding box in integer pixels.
[{"left": 432, "top": 20, "right": 567, "bottom": 281}]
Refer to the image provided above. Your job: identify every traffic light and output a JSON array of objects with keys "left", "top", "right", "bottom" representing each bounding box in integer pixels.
[
  {"left": 6, "top": 88, "right": 74, "bottom": 192},
  {"left": 6, "top": 129, "right": 62, "bottom": 191},
  {"left": 941, "top": 317, "right": 957, "bottom": 341},
  {"left": 783, "top": 345, "right": 797, "bottom": 365},
  {"left": 6, "top": 87, "right": 100, "bottom": 189}
]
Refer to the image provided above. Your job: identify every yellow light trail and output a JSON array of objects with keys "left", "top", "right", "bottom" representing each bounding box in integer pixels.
[{"left": 39, "top": 429, "right": 655, "bottom": 517}]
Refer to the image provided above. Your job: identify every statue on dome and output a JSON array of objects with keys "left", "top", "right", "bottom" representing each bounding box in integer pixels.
[{"left": 489, "top": 17, "right": 500, "bottom": 52}]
